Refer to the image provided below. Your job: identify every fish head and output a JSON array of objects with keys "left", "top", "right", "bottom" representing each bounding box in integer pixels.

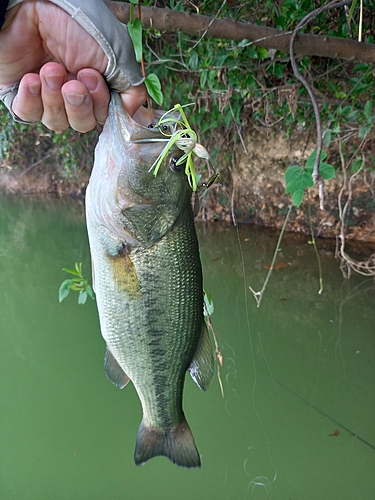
[{"left": 88, "top": 93, "right": 193, "bottom": 247}]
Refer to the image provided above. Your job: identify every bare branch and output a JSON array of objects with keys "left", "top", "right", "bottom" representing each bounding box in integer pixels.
[
  {"left": 105, "top": 0, "right": 375, "bottom": 63},
  {"left": 289, "top": 0, "right": 353, "bottom": 210}
]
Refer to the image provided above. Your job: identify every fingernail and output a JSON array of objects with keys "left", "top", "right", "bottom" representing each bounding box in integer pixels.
[
  {"left": 78, "top": 73, "right": 98, "bottom": 92},
  {"left": 28, "top": 81, "right": 40, "bottom": 97},
  {"left": 45, "top": 74, "right": 64, "bottom": 91},
  {"left": 64, "top": 93, "right": 87, "bottom": 107}
]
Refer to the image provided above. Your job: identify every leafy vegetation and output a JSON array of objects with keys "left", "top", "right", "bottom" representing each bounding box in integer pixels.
[
  {"left": 59, "top": 263, "right": 94, "bottom": 305},
  {"left": 0, "top": 106, "right": 98, "bottom": 179},
  {"left": 127, "top": 0, "right": 164, "bottom": 105},
  {"left": 285, "top": 149, "right": 335, "bottom": 207},
  {"left": 2, "top": 0, "right": 375, "bottom": 206},
  {"left": 144, "top": 0, "right": 375, "bottom": 167}
]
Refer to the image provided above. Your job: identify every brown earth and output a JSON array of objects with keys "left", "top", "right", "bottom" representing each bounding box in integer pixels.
[{"left": 199, "top": 125, "right": 375, "bottom": 245}]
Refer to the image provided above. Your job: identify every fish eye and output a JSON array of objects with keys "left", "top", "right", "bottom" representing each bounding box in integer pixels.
[
  {"left": 148, "top": 123, "right": 171, "bottom": 134},
  {"left": 169, "top": 155, "right": 185, "bottom": 172}
]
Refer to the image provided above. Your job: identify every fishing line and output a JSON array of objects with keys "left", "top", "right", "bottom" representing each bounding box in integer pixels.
[
  {"left": 232, "top": 213, "right": 278, "bottom": 493},
  {"left": 275, "top": 377, "right": 375, "bottom": 451}
]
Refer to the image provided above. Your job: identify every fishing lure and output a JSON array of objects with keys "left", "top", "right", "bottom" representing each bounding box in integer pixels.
[{"left": 150, "top": 104, "right": 210, "bottom": 191}]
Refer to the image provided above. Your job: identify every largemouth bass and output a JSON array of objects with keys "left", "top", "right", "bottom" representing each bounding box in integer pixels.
[{"left": 86, "top": 92, "right": 214, "bottom": 468}]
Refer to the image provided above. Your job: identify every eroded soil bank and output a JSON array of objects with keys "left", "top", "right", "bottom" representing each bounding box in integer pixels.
[{"left": 1, "top": 123, "right": 375, "bottom": 245}]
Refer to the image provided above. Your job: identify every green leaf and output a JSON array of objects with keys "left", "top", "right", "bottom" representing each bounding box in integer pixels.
[
  {"left": 285, "top": 165, "right": 313, "bottom": 207},
  {"left": 289, "top": 187, "right": 305, "bottom": 207},
  {"left": 364, "top": 100, "right": 373, "bottom": 118},
  {"left": 358, "top": 126, "right": 368, "bottom": 139},
  {"left": 323, "top": 130, "right": 332, "bottom": 147},
  {"left": 346, "top": 110, "right": 359, "bottom": 121},
  {"left": 353, "top": 63, "right": 369, "bottom": 73},
  {"left": 86, "top": 285, "right": 95, "bottom": 300},
  {"left": 306, "top": 149, "right": 335, "bottom": 179},
  {"left": 59, "top": 279, "right": 73, "bottom": 303},
  {"left": 305, "top": 149, "right": 327, "bottom": 170},
  {"left": 188, "top": 52, "right": 198, "bottom": 70},
  {"left": 200, "top": 71, "right": 207, "bottom": 88},
  {"left": 62, "top": 267, "right": 81, "bottom": 276},
  {"left": 319, "top": 163, "right": 335, "bottom": 180},
  {"left": 127, "top": 18, "right": 143, "bottom": 63},
  {"left": 203, "top": 289, "right": 214, "bottom": 316},
  {"left": 78, "top": 290, "right": 88, "bottom": 305},
  {"left": 238, "top": 39, "right": 250, "bottom": 47},
  {"left": 351, "top": 157, "right": 363, "bottom": 173},
  {"left": 224, "top": 108, "right": 232, "bottom": 128},
  {"left": 258, "top": 47, "right": 269, "bottom": 59},
  {"left": 145, "top": 74, "right": 163, "bottom": 106},
  {"left": 75, "top": 262, "right": 82, "bottom": 274}
]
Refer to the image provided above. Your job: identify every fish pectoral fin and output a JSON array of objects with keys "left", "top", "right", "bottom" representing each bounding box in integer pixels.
[
  {"left": 188, "top": 321, "right": 214, "bottom": 391},
  {"left": 104, "top": 347, "right": 130, "bottom": 389},
  {"left": 110, "top": 248, "right": 140, "bottom": 296},
  {"left": 134, "top": 417, "right": 201, "bottom": 468}
]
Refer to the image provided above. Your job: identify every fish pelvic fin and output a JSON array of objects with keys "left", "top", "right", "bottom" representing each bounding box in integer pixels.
[
  {"left": 188, "top": 321, "right": 214, "bottom": 391},
  {"left": 134, "top": 417, "right": 201, "bottom": 468},
  {"left": 104, "top": 347, "right": 130, "bottom": 389}
]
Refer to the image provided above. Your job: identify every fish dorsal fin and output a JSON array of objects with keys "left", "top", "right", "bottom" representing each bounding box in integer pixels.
[
  {"left": 188, "top": 322, "right": 214, "bottom": 391},
  {"left": 104, "top": 347, "right": 130, "bottom": 389}
]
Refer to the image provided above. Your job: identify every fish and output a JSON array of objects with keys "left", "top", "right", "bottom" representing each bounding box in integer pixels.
[{"left": 85, "top": 92, "right": 214, "bottom": 468}]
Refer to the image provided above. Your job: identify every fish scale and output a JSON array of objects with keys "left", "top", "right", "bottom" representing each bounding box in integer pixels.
[{"left": 86, "top": 92, "right": 214, "bottom": 468}]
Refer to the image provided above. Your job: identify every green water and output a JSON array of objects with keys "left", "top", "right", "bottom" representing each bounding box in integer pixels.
[{"left": 0, "top": 197, "right": 374, "bottom": 500}]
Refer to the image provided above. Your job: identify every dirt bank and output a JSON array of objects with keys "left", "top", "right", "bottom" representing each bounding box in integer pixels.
[{"left": 1, "top": 123, "right": 375, "bottom": 244}]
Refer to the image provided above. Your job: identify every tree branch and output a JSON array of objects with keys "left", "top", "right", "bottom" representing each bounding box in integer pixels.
[{"left": 105, "top": 0, "right": 375, "bottom": 63}]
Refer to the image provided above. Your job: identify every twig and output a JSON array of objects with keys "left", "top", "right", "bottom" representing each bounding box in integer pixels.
[
  {"left": 106, "top": 0, "right": 375, "bottom": 63},
  {"left": 249, "top": 204, "right": 293, "bottom": 307},
  {"left": 138, "top": 1, "right": 151, "bottom": 109},
  {"left": 308, "top": 205, "right": 323, "bottom": 294},
  {"left": 204, "top": 303, "right": 224, "bottom": 398},
  {"left": 228, "top": 100, "right": 247, "bottom": 154},
  {"left": 337, "top": 139, "right": 375, "bottom": 278},
  {"left": 358, "top": 0, "right": 363, "bottom": 42},
  {"left": 189, "top": 0, "right": 227, "bottom": 50},
  {"left": 17, "top": 154, "right": 52, "bottom": 178},
  {"left": 289, "top": 0, "right": 353, "bottom": 209}
]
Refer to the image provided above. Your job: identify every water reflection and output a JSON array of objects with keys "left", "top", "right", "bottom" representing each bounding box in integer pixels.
[{"left": 1, "top": 197, "right": 374, "bottom": 499}]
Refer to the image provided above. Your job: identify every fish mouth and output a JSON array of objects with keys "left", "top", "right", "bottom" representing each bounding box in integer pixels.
[{"left": 131, "top": 138, "right": 171, "bottom": 144}]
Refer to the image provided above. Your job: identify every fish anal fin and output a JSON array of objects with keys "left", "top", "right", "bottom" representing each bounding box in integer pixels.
[
  {"left": 134, "top": 417, "right": 201, "bottom": 468},
  {"left": 104, "top": 347, "right": 130, "bottom": 389},
  {"left": 188, "top": 321, "right": 214, "bottom": 391}
]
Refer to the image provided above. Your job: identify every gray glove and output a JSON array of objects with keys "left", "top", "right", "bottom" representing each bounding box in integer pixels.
[{"left": 0, "top": 0, "right": 144, "bottom": 123}]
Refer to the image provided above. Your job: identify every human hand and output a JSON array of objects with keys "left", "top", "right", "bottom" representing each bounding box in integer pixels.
[{"left": 0, "top": 2, "right": 147, "bottom": 132}]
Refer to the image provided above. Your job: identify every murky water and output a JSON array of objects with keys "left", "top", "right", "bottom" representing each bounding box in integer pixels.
[{"left": 1, "top": 197, "right": 374, "bottom": 500}]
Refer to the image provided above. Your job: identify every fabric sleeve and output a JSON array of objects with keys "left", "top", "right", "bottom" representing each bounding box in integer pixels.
[{"left": 0, "top": 1, "right": 10, "bottom": 29}]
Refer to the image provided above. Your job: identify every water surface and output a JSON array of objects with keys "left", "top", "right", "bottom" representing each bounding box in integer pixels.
[{"left": 1, "top": 197, "right": 374, "bottom": 499}]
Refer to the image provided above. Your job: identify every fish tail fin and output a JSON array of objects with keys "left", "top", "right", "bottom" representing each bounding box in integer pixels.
[{"left": 134, "top": 417, "right": 201, "bottom": 468}]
